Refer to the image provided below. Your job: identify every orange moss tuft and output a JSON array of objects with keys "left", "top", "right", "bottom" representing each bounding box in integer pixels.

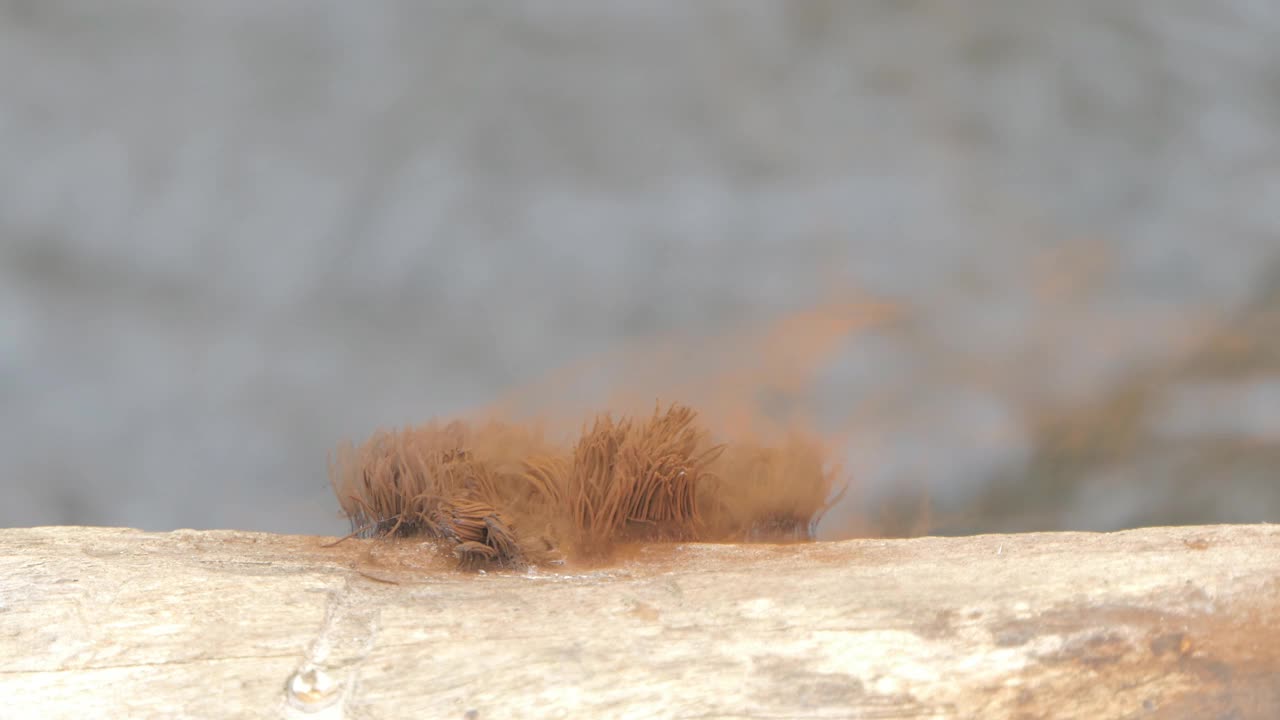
[
  {"left": 703, "top": 433, "right": 845, "bottom": 542},
  {"left": 330, "top": 403, "right": 848, "bottom": 569}
]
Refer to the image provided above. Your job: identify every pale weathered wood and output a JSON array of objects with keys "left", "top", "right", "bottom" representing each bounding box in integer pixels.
[{"left": 2, "top": 524, "right": 1278, "bottom": 719}]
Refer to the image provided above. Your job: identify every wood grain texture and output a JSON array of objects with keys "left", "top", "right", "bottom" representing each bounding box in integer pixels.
[{"left": 2, "top": 524, "right": 1278, "bottom": 719}]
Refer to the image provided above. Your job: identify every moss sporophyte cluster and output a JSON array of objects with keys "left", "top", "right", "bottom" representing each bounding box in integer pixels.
[{"left": 331, "top": 403, "right": 845, "bottom": 569}]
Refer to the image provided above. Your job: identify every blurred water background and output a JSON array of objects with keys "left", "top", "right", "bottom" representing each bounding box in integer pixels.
[{"left": 2, "top": 1, "right": 1278, "bottom": 537}]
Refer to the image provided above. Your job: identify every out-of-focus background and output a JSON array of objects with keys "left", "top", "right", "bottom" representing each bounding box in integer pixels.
[{"left": 3, "top": 1, "right": 1278, "bottom": 538}]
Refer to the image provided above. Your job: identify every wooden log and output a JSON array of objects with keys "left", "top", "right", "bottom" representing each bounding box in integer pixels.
[{"left": 2, "top": 524, "right": 1278, "bottom": 719}]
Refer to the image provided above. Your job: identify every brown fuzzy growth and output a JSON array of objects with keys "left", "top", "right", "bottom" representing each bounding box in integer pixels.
[
  {"left": 702, "top": 434, "right": 845, "bottom": 542},
  {"left": 330, "top": 403, "right": 847, "bottom": 570},
  {"left": 562, "top": 405, "right": 723, "bottom": 557}
]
